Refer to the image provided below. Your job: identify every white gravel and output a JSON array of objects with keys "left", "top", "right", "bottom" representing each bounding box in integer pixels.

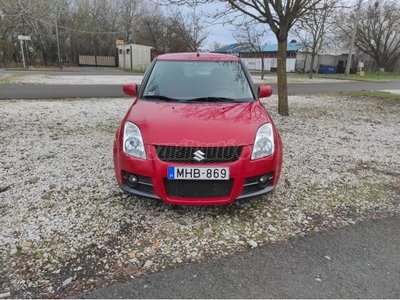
[{"left": 0, "top": 94, "right": 399, "bottom": 298}]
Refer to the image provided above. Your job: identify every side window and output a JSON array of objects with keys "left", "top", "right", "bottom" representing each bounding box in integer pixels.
[
  {"left": 126, "top": 49, "right": 130, "bottom": 55},
  {"left": 143, "top": 63, "right": 162, "bottom": 96},
  {"left": 119, "top": 49, "right": 122, "bottom": 54}
]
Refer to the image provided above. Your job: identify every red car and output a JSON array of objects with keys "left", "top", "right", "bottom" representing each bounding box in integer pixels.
[{"left": 113, "top": 52, "right": 283, "bottom": 205}]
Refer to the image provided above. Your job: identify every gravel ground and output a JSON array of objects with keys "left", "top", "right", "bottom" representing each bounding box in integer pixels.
[
  {"left": 0, "top": 94, "right": 399, "bottom": 298},
  {"left": 2, "top": 74, "right": 351, "bottom": 85}
]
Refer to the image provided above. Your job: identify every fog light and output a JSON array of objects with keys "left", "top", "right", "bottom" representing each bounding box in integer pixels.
[
  {"left": 127, "top": 174, "right": 138, "bottom": 187},
  {"left": 258, "top": 174, "right": 271, "bottom": 188}
]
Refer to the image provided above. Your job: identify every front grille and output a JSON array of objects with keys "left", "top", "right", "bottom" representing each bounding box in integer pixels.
[
  {"left": 164, "top": 179, "right": 233, "bottom": 198},
  {"left": 155, "top": 146, "right": 243, "bottom": 164}
]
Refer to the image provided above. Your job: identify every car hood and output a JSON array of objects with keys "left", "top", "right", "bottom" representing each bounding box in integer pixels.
[{"left": 126, "top": 100, "right": 272, "bottom": 145}]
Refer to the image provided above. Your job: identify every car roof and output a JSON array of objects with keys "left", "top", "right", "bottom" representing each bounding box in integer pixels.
[{"left": 156, "top": 52, "right": 240, "bottom": 62}]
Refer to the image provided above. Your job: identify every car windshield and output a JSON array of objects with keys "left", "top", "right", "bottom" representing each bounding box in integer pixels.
[{"left": 142, "top": 60, "right": 254, "bottom": 102}]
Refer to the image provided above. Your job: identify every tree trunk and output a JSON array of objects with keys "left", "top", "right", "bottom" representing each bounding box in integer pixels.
[
  {"left": 383, "top": 57, "right": 395, "bottom": 72},
  {"left": 261, "top": 55, "right": 264, "bottom": 80},
  {"left": 375, "top": 58, "right": 389, "bottom": 71},
  {"left": 309, "top": 52, "right": 316, "bottom": 79},
  {"left": 277, "top": 39, "right": 289, "bottom": 116},
  {"left": 384, "top": 63, "right": 393, "bottom": 72}
]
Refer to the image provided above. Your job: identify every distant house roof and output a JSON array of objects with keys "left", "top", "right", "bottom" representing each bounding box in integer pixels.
[
  {"left": 259, "top": 43, "right": 303, "bottom": 52},
  {"left": 213, "top": 43, "right": 251, "bottom": 53},
  {"left": 214, "top": 42, "right": 304, "bottom": 53}
]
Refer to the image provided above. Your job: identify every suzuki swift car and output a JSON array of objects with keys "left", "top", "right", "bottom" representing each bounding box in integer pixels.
[{"left": 113, "top": 52, "right": 283, "bottom": 205}]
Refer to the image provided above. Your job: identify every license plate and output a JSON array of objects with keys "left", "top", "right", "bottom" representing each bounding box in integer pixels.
[{"left": 167, "top": 166, "right": 230, "bottom": 180}]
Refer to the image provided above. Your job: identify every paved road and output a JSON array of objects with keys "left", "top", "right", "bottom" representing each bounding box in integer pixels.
[
  {"left": 0, "top": 85, "right": 127, "bottom": 99},
  {"left": 78, "top": 216, "right": 400, "bottom": 298},
  {"left": 1, "top": 80, "right": 400, "bottom": 100}
]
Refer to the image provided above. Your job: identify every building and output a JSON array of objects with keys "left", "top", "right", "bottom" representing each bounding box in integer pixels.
[
  {"left": 117, "top": 44, "right": 153, "bottom": 71},
  {"left": 296, "top": 49, "right": 356, "bottom": 74},
  {"left": 214, "top": 42, "right": 356, "bottom": 74},
  {"left": 213, "top": 43, "right": 253, "bottom": 56},
  {"left": 214, "top": 42, "right": 303, "bottom": 72}
]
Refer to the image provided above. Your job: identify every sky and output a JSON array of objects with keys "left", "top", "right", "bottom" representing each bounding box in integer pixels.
[
  {"left": 200, "top": 2, "right": 236, "bottom": 47},
  {"left": 205, "top": 24, "right": 236, "bottom": 48},
  {"left": 170, "top": 2, "right": 237, "bottom": 49},
  {"left": 173, "top": 2, "right": 277, "bottom": 51}
]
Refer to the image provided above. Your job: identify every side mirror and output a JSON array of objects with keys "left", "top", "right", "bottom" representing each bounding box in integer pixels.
[
  {"left": 258, "top": 85, "right": 273, "bottom": 98},
  {"left": 123, "top": 83, "right": 138, "bottom": 97}
]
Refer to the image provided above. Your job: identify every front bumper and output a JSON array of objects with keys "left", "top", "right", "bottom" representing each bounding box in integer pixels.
[
  {"left": 118, "top": 181, "right": 276, "bottom": 202},
  {"left": 114, "top": 145, "right": 281, "bottom": 205}
]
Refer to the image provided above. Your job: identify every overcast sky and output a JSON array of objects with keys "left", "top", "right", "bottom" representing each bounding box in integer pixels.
[
  {"left": 204, "top": 24, "right": 236, "bottom": 48},
  {"left": 174, "top": 2, "right": 237, "bottom": 49},
  {"left": 173, "top": 2, "right": 277, "bottom": 50}
]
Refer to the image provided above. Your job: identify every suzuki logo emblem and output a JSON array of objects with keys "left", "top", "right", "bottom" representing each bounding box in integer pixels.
[{"left": 193, "top": 150, "right": 205, "bottom": 162}]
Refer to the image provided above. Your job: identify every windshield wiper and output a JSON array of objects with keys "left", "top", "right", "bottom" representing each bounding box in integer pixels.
[
  {"left": 185, "top": 97, "right": 239, "bottom": 103},
  {"left": 142, "top": 95, "right": 182, "bottom": 102}
]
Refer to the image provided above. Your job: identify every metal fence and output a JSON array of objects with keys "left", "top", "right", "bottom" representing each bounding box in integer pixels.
[{"left": 78, "top": 55, "right": 116, "bottom": 67}]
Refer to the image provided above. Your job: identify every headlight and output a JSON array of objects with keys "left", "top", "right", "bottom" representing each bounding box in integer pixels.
[
  {"left": 251, "top": 123, "right": 274, "bottom": 160},
  {"left": 123, "top": 122, "right": 146, "bottom": 159}
]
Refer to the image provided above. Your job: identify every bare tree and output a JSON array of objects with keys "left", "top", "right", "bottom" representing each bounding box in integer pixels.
[
  {"left": 234, "top": 20, "right": 270, "bottom": 79},
  {"left": 115, "top": 0, "right": 144, "bottom": 43},
  {"left": 135, "top": 7, "right": 168, "bottom": 52},
  {"left": 293, "top": 0, "right": 337, "bottom": 78},
  {"left": 0, "top": 0, "right": 211, "bottom": 66},
  {"left": 0, "top": 0, "right": 123, "bottom": 65},
  {"left": 356, "top": 0, "right": 400, "bottom": 71},
  {"left": 136, "top": 4, "right": 209, "bottom": 53},
  {"left": 211, "top": 41, "right": 222, "bottom": 51},
  {"left": 167, "top": 5, "right": 209, "bottom": 52},
  {"left": 335, "top": 0, "right": 400, "bottom": 72}
]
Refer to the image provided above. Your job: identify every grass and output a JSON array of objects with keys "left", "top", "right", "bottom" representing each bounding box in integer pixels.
[
  {"left": 0, "top": 73, "right": 27, "bottom": 84},
  {"left": 250, "top": 71, "right": 400, "bottom": 82},
  {"left": 106, "top": 67, "right": 145, "bottom": 74},
  {"left": 6, "top": 67, "right": 60, "bottom": 71},
  {"left": 292, "top": 71, "right": 400, "bottom": 81},
  {"left": 332, "top": 90, "right": 400, "bottom": 100}
]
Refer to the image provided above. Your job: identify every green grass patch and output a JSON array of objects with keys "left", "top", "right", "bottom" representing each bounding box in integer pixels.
[
  {"left": 289, "top": 71, "right": 400, "bottom": 81},
  {"left": 332, "top": 91, "right": 400, "bottom": 100},
  {"left": 0, "top": 73, "right": 27, "bottom": 84},
  {"left": 106, "top": 67, "right": 145, "bottom": 74},
  {"left": 355, "top": 71, "right": 400, "bottom": 79},
  {"left": 6, "top": 67, "right": 60, "bottom": 71}
]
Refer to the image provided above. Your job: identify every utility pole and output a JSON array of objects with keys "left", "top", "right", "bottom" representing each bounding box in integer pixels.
[
  {"left": 345, "top": 0, "right": 363, "bottom": 77},
  {"left": 24, "top": 41, "right": 29, "bottom": 68},
  {"left": 18, "top": 35, "right": 30, "bottom": 68},
  {"left": 21, "top": 12, "right": 27, "bottom": 68},
  {"left": 20, "top": 39, "right": 26, "bottom": 68},
  {"left": 55, "top": 14, "right": 62, "bottom": 70}
]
